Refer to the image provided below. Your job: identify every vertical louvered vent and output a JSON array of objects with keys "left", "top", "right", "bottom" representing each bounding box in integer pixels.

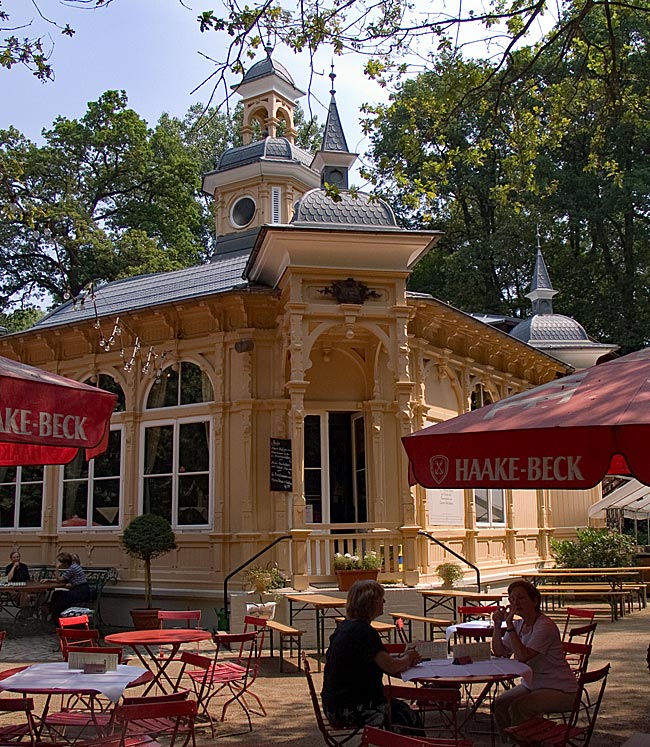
[{"left": 271, "top": 187, "right": 281, "bottom": 223}]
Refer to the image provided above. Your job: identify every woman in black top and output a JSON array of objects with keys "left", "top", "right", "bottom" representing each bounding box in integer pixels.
[{"left": 321, "top": 580, "right": 421, "bottom": 731}]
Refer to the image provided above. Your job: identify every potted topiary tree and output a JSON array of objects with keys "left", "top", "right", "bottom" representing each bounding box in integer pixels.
[{"left": 121, "top": 513, "right": 177, "bottom": 629}]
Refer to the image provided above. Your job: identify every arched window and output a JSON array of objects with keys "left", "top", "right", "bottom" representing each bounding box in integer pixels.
[
  {"left": 146, "top": 362, "right": 213, "bottom": 409},
  {"left": 143, "top": 362, "right": 213, "bottom": 528}
]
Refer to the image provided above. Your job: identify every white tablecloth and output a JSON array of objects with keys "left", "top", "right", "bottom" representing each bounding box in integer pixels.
[
  {"left": 0, "top": 661, "right": 148, "bottom": 703},
  {"left": 445, "top": 619, "right": 506, "bottom": 641},
  {"left": 402, "top": 657, "right": 532, "bottom": 686}
]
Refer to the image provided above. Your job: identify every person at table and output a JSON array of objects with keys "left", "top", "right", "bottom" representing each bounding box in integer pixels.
[
  {"left": 321, "top": 579, "right": 422, "bottom": 732},
  {"left": 491, "top": 579, "right": 578, "bottom": 739},
  {"left": 5, "top": 550, "right": 30, "bottom": 582},
  {"left": 49, "top": 552, "right": 92, "bottom": 622}
]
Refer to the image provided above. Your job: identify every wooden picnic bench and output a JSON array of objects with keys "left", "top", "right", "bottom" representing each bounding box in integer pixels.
[
  {"left": 537, "top": 584, "right": 632, "bottom": 621},
  {"left": 388, "top": 612, "right": 449, "bottom": 641},
  {"left": 245, "top": 616, "right": 304, "bottom": 672}
]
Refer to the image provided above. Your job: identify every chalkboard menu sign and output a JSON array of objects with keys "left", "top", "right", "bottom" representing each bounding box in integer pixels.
[{"left": 270, "top": 438, "right": 293, "bottom": 492}]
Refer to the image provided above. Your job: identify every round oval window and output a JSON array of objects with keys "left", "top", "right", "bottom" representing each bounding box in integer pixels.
[{"left": 231, "top": 197, "right": 256, "bottom": 228}]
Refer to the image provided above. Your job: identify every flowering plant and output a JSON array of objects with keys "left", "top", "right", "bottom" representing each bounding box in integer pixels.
[{"left": 333, "top": 550, "right": 382, "bottom": 571}]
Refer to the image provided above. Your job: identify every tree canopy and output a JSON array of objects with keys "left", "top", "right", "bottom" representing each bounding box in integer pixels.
[
  {"left": 0, "top": 90, "right": 322, "bottom": 317},
  {"left": 361, "top": 0, "right": 650, "bottom": 352}
]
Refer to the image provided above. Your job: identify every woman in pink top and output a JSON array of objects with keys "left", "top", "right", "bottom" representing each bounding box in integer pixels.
[{"left": 492, "top": 580, "right": 578, "bottom": 739}]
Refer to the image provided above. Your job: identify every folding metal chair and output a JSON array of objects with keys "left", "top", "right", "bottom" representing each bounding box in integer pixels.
[
  {"left": 157, "top": 610, "right": 204, "bottom": 658},
  {"left": 0, "top": 697, "right": 37, "bottom": 744},
  {"left": 567, "top": 622, "right": 597, "bottom": 646},
  {"left": 59, "top": 614, "right": 91, "bottom": 629},
  {"left": 562, "top": 641, "right": 592, "bottom": 677},
  {"left": 57, "top": 627, "right": 101, "bottom": 660},
  {"left": 302, "top": 653, "right": 363, "bottom": 747},
  {"left": 561, "top": 609, "right": 596, "bottom": 641},
  {"left": 505, "top": 663, "right": 610, "bottom": 747},
  {"left": 362, "top": 726, "right": 473, "bottom": 747},
  {"left": 384, "top": 683, "right": 472, "bottom": 745}
]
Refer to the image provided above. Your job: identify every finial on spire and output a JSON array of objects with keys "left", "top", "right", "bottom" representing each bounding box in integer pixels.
[
  {"left": 536, "top": 225, "right": 541, "bottom": 251},
  {"left": 329, "top": 61, "right": 336, "bottom": 97}
]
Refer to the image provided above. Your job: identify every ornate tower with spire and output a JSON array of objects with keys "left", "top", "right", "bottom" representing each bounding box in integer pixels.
[
  {"left": 511, "top": 240, "right": 617, "bottom": 369},
  {"left": 310, "top": 64, "right": 358, "bottom": 189},
  {"left": 201, "top": 48, "right": 320, "bottom": 249}
]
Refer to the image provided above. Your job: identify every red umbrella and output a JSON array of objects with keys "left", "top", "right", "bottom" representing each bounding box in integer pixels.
[
  {"left": 402, "top": 347, "right": 650, "bottom": 490},
  {"left": 0, "top": 355, "right": 117, "bottom": 466}
]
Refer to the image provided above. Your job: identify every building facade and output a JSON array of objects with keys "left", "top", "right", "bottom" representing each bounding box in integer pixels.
[{"left": 0, "top": 55, "right": 602, "bottom": 606}]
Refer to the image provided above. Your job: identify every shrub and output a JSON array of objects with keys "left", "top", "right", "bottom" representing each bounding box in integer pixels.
[
  {"left": 435, "top": 562, "right": 465, "bottom": 586},
  {"left": 242, "top": 564, "right": 288, "bottom": 600},
  {"left": 551, "top": 528, "right": 636, "bottom": 568}
]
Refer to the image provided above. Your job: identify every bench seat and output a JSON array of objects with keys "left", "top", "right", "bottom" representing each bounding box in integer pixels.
[{"left": 388, "top": 612, "right": 449, "bottom": 642}]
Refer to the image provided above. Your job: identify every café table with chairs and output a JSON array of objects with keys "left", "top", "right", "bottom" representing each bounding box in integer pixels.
[
  {"left": 104, "top": 629, "right": 212, "bottom": 695},
  {"left": 0, "top": 660, "right": 151, "bottom": 745}
]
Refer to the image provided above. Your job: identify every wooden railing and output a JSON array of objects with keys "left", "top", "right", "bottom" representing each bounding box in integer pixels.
[{"left": 305, "top": 524, "right": 404, "bottom": 578}]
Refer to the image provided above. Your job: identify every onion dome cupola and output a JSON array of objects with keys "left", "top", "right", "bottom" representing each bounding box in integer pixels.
[
  {"left": 202, "top": 45, "right": 320, "bottom": 252},
  {"left": 511, "top": 244, "right": 618, "bottom": 369},
  {"left": 310, "top": 64, "right": 358, "bottom": 190}
]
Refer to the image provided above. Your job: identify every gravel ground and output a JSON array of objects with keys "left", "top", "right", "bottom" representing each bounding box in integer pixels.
[{"left": 0, "top": 606, "right": 648, "bottom": 746}]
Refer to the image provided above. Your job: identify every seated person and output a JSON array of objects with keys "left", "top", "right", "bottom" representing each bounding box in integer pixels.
[
  {"left": 5, "top": 551, "right": 30, "bottom": 582},
  {"left": 492, "top": 579, "right": 578, "bottom": 739},
  {"left": 49, "top": 552, "right": 92, "bottom": 623},
  {"left": 321, "top": 579, "right": 422, "bottom": 732}
]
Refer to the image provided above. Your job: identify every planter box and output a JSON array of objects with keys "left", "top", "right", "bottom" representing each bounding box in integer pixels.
[{"left": 335, "top": 569, "right": 379, "bottom": 591}]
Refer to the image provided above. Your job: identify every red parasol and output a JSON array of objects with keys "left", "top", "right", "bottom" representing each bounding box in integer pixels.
[
  {"left": 0, "top": 355, "right": 117, "bottom": 466},
  {"left": 402, "top": 347, "right": 650, "bottom": 490}
]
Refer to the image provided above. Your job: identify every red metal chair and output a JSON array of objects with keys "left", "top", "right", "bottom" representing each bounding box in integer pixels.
[
  {"left": 566, "top": 622, "right": 597, "bottom": 646},
  {"left": 0, "top": 697, "right": 37, "bottom": 744},
  {"left": 81, "top": 694, "right": 197, "bottom": 747},
  {"left": 561, "top": 608, "right": 596, "bottom": 641},
  {"left": 0, "top": 630, "right": 6, "bottom": 651},
  {"left": 384, "top": 683, "right": 472, "bottom": 745},
  {"left": 362, "top": 726, "right": 473, "bottom": 747},
  {"left": 157, "top": 610, "right": 204, "bottom": 658},
  {"left": 66, "top": 645, "right": 126, "bottom": 664},
  {"left": 303, "top": 653, "right": 363, "bottom": 747},
  {"left": 59, "top": 614, "right": 91, "bottom": 629},
  {"left": 562, "top": 641, "right": 592, "bottom": 677},
  {"left": 505, "top": 663, "right": 610, "bottom": 747},
  {"left": 457, "top": 605, "right": 499, "bottom": 622},
  {"left": 57, "top": 627, "right": 101, "bottom": 660}
]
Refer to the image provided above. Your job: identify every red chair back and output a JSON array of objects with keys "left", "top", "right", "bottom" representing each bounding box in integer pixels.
[
  {"left": 57, "top": 627, "right": 100, "bottom": 659},
  {"left": 157, "top": 610, "right": 202, "bottom": 629},
  {"left": 561, "top": 608, "right": 596, "bottom": 640},
  {"left": 66, "top": 645, "right": 124, "bottom": 664},
  {"left": 58, "top": 614, "right": 90, "bottom": 629}
]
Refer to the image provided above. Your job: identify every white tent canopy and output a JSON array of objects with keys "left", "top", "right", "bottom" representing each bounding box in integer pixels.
[{"left": 589, "top": 479, "right": 650, "bottom": 519}]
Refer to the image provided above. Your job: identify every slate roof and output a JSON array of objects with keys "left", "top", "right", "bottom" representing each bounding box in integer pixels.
[
  {"left": 510, "top": 314, "right": 591, "bottom": 343},
  {"left": 291, "top": 189, "right": 399, "bottom": 228},
  {"left": 321, "top": 95, "right": 349, "bottom": 152},
  {"left": 32, "top": 253, "right": 251, "bottom": 331},
  {"left": 240, "top": 54, "right": 296, "bottom": 87},
  {"left": 210, "top": 137, "right": 313, "bottom": 174},
  {"left": 530, "top": 248, "right": 554, "bottom": 292}
]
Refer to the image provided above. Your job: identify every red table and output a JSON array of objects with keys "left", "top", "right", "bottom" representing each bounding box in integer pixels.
[{"left": 105, "top": 629, "right": 212, "bottom": 694}]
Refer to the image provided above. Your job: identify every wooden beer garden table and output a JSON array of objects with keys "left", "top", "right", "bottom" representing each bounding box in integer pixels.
[
  {"left": 286, "top": 593, "right": 347, "bottom": 672},
  {"left": 421, "top": 590, "right": 504, "bottom": 622}
]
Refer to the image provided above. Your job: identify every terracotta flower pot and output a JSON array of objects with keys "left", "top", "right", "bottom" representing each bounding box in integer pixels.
[
  {"left": 129, "top": 608, "right": 161, "bottom": 630},
  {"left": 335, "top": 569, "right": 379, "bottom": 591}
]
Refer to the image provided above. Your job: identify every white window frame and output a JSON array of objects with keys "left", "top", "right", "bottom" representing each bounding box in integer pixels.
[
  {"left": 474, "top": 488, "right": 506, "bottom": 527},
  {"left": 58, "top": 424, "right": 125, "bottom": 531},
  {"left": 140, "top": 415, "right": 213, "bottom": 530},
  {"left": 0, "top": 465, "right": 45, "bottom": 531},
  {"left": 303, "top": 411, "right": 366, "bottom": 525}
]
